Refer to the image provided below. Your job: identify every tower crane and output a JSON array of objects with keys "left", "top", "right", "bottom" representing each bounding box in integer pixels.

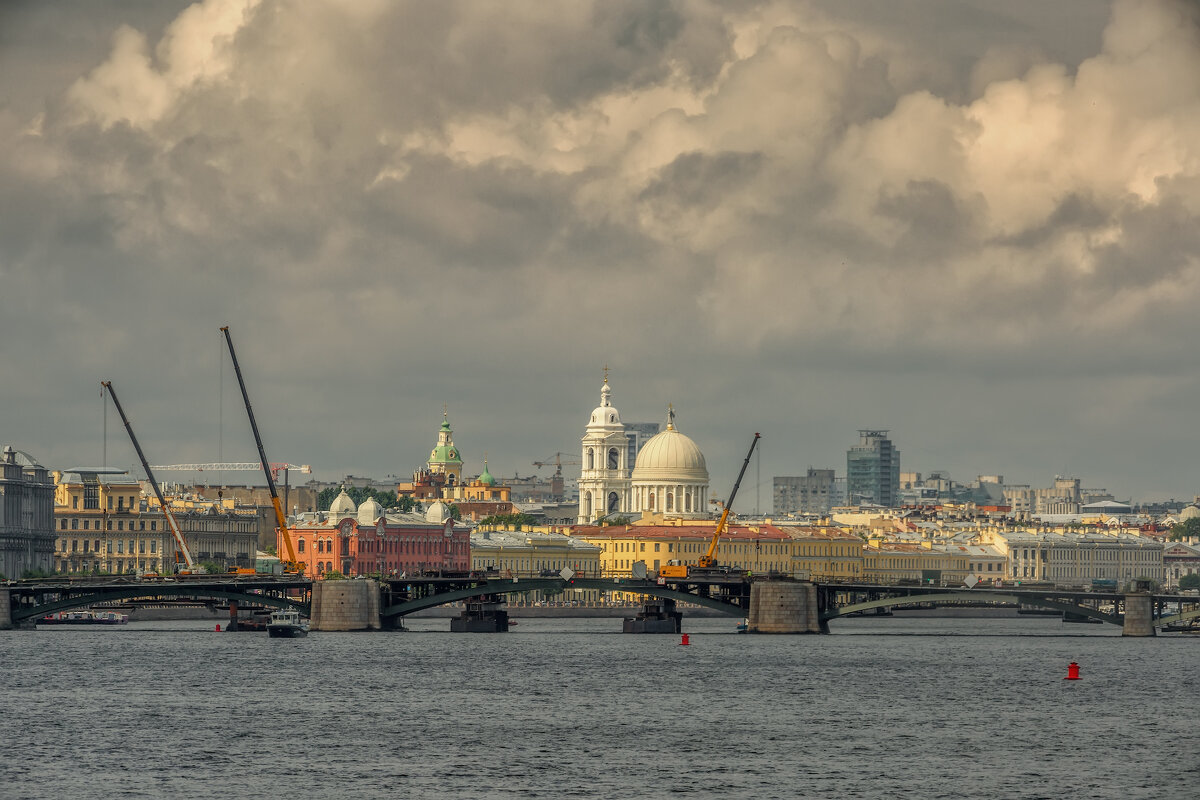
[
  {"left": 149, "top": 463, "right": 312, "bottom": 481},
  {"left": 533, "top": 452, "right": 581, "bottom": 474},
  {"left": 659, "top": 432, "right": 761, "bottom": 579},
  {"left": 101, "top": 381, "right": 198, "bottom": 573},
  {"left": 220, "top": 325, "right": 303, "bottom": 574}
]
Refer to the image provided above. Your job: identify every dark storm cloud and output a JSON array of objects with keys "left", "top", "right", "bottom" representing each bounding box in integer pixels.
[{"left": 3, "top": 0, "right": 1199, "bottom": 500}]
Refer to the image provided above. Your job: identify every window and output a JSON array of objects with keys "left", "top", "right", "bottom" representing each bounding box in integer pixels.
[
  {"left": 106, "top": 521, "right": 112, "bottom": 531},
  {"left": 117, "top": 521, "right": 124, "bottom": 531},
  {"left": 150, "top": 541, "right": 156, "bottom": 554},
  {"left": 150, "top": 522, "right": 156, "bottom": 531},
  {"left": 298, "top": 539, "right": 305, "bottom": 553},
  {"left": 640, "top": 543, "right": 646, "bottom": 552},
  {"left": 654, "top": 543, "right": 660, "bottom": 552},
  {"left": 72, "top": 496, "right": 79, "bottom": 509},
  {"left": 139, "top": 521, "right": 145, "bottom": 531},
  {"left": 71, "top": 519, "right": 78, "bottom": 530},
  {"left": 83, "top": 540, "right": 89, "bottom": 554},
  {"left": 139, "top": 540, "right": 146, "bottom": 554},
  {"left": 60, "top": 519, "right": 67, "bottom": 530},
  {"left": 117, "top": 541, "right": 124, "bottom": 554}
]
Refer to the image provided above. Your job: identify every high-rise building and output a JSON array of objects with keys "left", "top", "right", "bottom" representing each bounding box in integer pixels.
[
  {"left": 846, "top": 430, "right": 900, "bottom": 507},
  {"left": 773, "top": 469, "right": 836, "bottom": 516}
]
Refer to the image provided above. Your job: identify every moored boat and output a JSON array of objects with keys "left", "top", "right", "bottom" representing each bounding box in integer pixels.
[{"left": 38, "top": 610, "right": 129, "bottom": 626}]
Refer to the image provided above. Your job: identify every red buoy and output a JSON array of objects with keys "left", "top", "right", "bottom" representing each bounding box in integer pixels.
[
  {"left": 215, "top": 624, "right": 222, "bottom": 632},
  {"left": 1064, "top": 662, "right": 1080, "bottom": 680},
  {"left": 680, "top": 633, "right": 690, "bottom": 646}
]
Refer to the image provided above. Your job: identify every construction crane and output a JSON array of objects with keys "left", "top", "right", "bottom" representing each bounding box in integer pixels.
[
  {"left": 532, "top": 452, "right": 581, "bottom": 473},
  {"left": 659, "top": 432, "right": 761, "bottom": 579},
  {"left": 149, "top": 463, "right": 312, "bottom": 481},
  {"left": 220, "top": 325, "right": 303, "bottom": 574},
  {"left": 101, "top": 381, "right": 198, "bottom": 574}
]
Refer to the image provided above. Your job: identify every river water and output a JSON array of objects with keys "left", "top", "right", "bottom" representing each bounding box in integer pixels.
[{"left": 2, "top": 615, "right": 1196, "bottom": 800}]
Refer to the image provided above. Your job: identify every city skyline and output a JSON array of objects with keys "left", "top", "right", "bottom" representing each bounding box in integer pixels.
[{"left": 4, "top": 1, "right": 1200, "bottom": 501}]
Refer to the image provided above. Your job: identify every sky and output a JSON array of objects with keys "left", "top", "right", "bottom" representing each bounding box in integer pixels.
[{"left": 3, "top": 0, "right": 1200, "bottom": 505}]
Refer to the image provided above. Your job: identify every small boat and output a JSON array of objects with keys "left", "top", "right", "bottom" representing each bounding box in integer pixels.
[
  {"left": 736, "top": 619, "right": 749, "bottom": 633},
  {"left": 266, "top": 609, "right": 309, "bottom": 638}
]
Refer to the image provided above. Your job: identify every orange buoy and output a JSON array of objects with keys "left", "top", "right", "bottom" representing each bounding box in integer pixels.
[
  {"left": 1064, "top": 662, "right": 1080, "bottom": 680},
  {"left": 680, "top": 633, "right": 690, "bottom": 646}
]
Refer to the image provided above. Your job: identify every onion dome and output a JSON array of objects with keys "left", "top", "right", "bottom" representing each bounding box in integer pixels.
[{"left": 478, "top": 458, "right": 496, "bottom": 487}]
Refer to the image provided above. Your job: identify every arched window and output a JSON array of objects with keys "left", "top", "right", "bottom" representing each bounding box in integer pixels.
[
  {"left": 584, "top": 492, "right": 592, "bottom": 518},
  {"left": 587, "top": 448, "right": 594, "bottom": 470},
  {"left": 685, "top": 492, "right": 692, "bottom": 512},
  {"left": 666, "top": 492, "right": 674, "bottom": 512},
  {"left": 607, "top": 448, "right": 619, "bottom": 469},
  {"left": 648, "top": 492, "right": 656, "bottom": 511},
  {"left": 298, "top": 539, "right": 305, "bottom": 553}
]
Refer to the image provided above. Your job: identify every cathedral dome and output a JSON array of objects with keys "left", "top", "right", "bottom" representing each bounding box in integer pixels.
[
  {"left": 587, "top": 380, "right": 622, "bottom": 429},
  {"left": 357, "top": 496, "right": 383, "bottom": 525},
  {"left": 633, "top": 427, "right": 709, "bottom": 482},
  {"left": 632, "top": 407, "right": 708, "bottom": 482},
  {"left": 329, "top": 488, "right": 356, "bottom": 518}
]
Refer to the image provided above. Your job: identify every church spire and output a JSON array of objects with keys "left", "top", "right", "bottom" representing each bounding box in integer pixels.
[{"left": 666, "top": 403, "right": 676, "bottom": 431}]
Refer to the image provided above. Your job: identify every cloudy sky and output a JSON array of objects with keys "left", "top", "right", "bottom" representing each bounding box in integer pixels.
[{"left": 3, "top": 0, "right": 1199, "bottom": 505}]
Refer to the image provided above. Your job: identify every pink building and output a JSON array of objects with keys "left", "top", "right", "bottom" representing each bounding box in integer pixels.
[{"left": 286, "top": 490, "right": 469, "bottom": 577}]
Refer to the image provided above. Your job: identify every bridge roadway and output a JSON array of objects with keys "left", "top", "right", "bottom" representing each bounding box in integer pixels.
[{"left": 4, "top": 575, "right": 1199, "bottom": 632}]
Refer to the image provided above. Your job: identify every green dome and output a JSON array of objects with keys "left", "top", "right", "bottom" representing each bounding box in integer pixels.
[
  {"left": 429, "top": 444, "right": 463, "bottom": 465},
  {"left": 479, "top": 460, "right": 495, "bottom": 486}
]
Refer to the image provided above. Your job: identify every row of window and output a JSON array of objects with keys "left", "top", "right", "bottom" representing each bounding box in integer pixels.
[
  {"left": 59, "top": 538, "right": 156, "bottom": 555},
  {"left": 60, "top": 518, "right": 158, "bottom": 532},
  {"left": 68, "top": 494, "right": 139, "bottom": 511}
]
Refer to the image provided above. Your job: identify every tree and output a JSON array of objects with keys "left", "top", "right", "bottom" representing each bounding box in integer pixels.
[
  {"left": 479, "top": 512, "right": 537, "bottom": 529},
  {"left": 1179, "top": 573, "right": 1200, "bottom": 590},
  {"left": 448, "top": 503, "right": 462, "bottom": 521},
  {"left": 319, "top": 486, "right": 400, "bottom": 512},
  {"left": 1169, "top": 517, "right": 1200, "bottom": 541}
]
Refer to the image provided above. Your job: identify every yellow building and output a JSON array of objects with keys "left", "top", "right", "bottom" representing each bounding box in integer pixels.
[
  {"left": 52, "top": 468, "right": 171, "bottom": 574},
  {"left": 862, "top": 541, "right": 970, "bottom": 584},
  {"left": 573, "top": 519, "right": 795, "bottom": 577},
  {"left": 775, "top": 526, "right": 864, "bottom": 580}
]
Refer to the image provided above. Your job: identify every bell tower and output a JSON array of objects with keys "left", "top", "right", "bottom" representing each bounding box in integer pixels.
[{"left": 577, "top": 368, "right": 631, "bottom": 523}]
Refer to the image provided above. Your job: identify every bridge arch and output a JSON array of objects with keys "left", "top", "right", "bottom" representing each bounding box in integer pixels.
[
  {"left": 381, "top": 577, "right": 746, "bottom": 619},
  {"left": 13, "top": 586, "right": 308, "bottom": 624},
  {"left": 824, "top": 592, "right": 1124, "bottom": 627}
]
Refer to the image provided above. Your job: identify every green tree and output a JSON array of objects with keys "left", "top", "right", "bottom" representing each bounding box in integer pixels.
[
  {"left": 479, "top": 512, "right": 537, "bottom": 529},
  {"left": 200, "top": 561, "right": 224, "bottom": 574},
  {"left": 1169, "top": 517, "right": 1200, "bottom": 541},
  {"left": 1179, "top": 573, "right": 1200, "bottom": 590},
  {"left": 448, "top": 503, "right": 462, "bottom": 521}
]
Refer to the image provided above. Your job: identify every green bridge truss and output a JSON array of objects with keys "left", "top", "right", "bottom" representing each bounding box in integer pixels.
[
  {"left": 381, "top": 577, "right": 747, "bottom": 619},
  {"left": 11, "top": 585, "right": 309, "bottom": 624}
]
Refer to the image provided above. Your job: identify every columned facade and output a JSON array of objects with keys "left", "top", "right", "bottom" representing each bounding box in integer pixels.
[{"left": 578, "top": 377, "right": 631, "bottom": 523}]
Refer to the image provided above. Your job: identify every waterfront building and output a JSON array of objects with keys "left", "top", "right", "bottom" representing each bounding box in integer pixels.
[
  {"left": 1161, "top": 541, "right": 1200, "bottom": 588},
  {"left": 0, "top": 446, "right": 55, "bottom": 578},
  {"left": 774, "top": 526, "right": 864, "bottom": 580},
  {"left": 846, "top": 430, "right": 900, "bottom": 507},
  {"left": 52, "top": 469, "right": 259, "bottom": 573},
  {"left": 862, "top": 542, "right": 970, "bottom": 585},
  {"left": 574, "top": 520, "right": 792, "bottom": 577},
  {"left": 469, "top": 527, "right": 601, "bottom": 576},
  {"left": 773, "top": 469, "right": 837, "bottom": 516},
  {"left": 978, "top": 528, "right": 1164, "bottom": 586},
  {"left": 285, "top": 489, "right": 469, "bottom": 577}
]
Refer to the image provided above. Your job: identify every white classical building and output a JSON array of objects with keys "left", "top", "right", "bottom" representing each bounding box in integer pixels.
[{"left": 577, "top": 376, "right": 710, "bottom": 523}]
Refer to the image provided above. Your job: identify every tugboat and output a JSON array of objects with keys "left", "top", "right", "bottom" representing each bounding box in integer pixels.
[{"left": 266, "top": 609, "right": 309, "bottom": 638}]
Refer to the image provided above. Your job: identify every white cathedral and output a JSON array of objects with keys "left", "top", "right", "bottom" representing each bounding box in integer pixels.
[{"left": 577, "top": 375, "right": 710, "bottom": 524}]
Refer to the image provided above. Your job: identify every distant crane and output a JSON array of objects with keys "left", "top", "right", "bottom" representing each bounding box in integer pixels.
[
  {"left": 533, "top": 452, "right": 581, "bottom": 474},
  {"left": 149, "top": 463, "right": 312, "bottom": 482},
  {"left": 533, "top": 452, "right": 580, "bottom": 502}
]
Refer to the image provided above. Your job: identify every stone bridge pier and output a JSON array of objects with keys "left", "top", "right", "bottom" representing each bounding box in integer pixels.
[
  {"left": 309, "top": 579, "right": 381, "bottom": 631},
  {"left": 747, "top": 581, "right": 825, "bottom": 633},
  {"left": 1122, "top": 591, "right": 1155, "bottom": 637},
  {"left": 1, "top": 589, "right": 13, "bottom": 631}
]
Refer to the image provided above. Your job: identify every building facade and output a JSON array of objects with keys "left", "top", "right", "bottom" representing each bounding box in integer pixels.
[
  {"left": 0, "top": 446, "right": 55, "bottom": 578},
  {"left": 847, "top": 430, "right": 900, "bottom": 507},
  {"left": 773, "top": 469, "right": 837, "bottom": 516},
  {"left": 286, "top": 490, "right": 469, "bottom": 577}
]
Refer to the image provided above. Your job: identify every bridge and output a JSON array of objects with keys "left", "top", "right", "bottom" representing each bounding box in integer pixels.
[{"left": 3, "top": 575, "right": 1198, "bottom": 636}]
